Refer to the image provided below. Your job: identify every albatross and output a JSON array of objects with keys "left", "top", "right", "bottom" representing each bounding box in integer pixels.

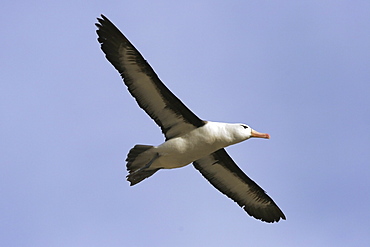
[{"left": 96, "top": 14, "right": 286, "bottom": 223}]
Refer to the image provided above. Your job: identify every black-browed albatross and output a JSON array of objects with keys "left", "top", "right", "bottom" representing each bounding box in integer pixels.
[{"left": 96, "top": 14, "right": 285, "bottom": 223}]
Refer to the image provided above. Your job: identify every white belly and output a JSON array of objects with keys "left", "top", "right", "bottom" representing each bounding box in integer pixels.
[{"left": 150, "top": 122, "right": 234, "bottom": 169}]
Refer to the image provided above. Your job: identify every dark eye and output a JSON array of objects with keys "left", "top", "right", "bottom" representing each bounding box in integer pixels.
[{"left": 241, "top": 125, "right": 249, "bottom": 129}]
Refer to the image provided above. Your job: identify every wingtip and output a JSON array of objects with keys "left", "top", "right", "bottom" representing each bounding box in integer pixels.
[
  {"left": 96, "top": 14, "right": 110, "bottom": 29},
  {"left": 97, "top": 14, "right": 107, "bottom": 20},
  {"left": 240, "top": 193, "right": 286, "bottom": 223},
  {"left": 255, "top": 208, "right": 286, "bottom": 223}
]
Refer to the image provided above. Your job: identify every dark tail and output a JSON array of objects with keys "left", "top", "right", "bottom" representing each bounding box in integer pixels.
[{"left": 126, "top": 145, "right": 160, "bottom": 186}]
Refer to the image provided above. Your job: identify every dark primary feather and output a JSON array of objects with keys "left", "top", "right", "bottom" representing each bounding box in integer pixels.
[
  {"left": 194, "top": 149, "right": 286, "bottom": 223},
  {"left": 96, "top": 15, "right": 205, "bottom": 139}
]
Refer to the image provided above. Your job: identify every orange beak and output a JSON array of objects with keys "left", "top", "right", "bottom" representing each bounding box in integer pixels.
[{"left": 251, "top": 129, "right": 270, "bottom": 139}]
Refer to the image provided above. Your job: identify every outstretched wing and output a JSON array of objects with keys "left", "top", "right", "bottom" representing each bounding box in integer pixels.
[
  {"left": 193, "top": 149, "right": 286, "bottom": 223},
  {"left": 96, "top": 15, "right": 205, "bottom": 140}
]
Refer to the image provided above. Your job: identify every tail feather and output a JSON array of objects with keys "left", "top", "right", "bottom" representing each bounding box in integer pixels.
[
  {"left": 126, "top": 144, "right": 159, "bottom": 185},
  {"left": 126, "top": 145, "right": 153, "bottom": 172},
  {"left": 127, "top": 168, "right": 160, "bottom": 186}
]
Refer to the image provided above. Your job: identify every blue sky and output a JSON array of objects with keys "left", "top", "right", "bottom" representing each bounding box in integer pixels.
[{"left": 1, "top": 1, "right": 370, "bottom": 246}]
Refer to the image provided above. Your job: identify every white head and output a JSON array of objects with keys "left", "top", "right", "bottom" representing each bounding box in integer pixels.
[{"left": 228, "top": 123, "right": 270, "bottom": 144}]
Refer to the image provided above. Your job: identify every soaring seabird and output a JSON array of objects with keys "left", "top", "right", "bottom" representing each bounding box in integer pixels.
[{"left": 96, "top": 15, "right": 286, "bottom": 223}]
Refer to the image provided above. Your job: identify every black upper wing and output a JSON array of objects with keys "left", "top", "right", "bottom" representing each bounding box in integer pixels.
[
  {"left": 96, "top": 15, "right": 205, "bottom": 139},
  {"left": 193, "top": 148, "right": 286, "bottom": 223}
]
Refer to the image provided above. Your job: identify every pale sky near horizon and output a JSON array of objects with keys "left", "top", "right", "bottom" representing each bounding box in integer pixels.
[{"left": 2, "top": 1, "right": 370, "bottom": 246}]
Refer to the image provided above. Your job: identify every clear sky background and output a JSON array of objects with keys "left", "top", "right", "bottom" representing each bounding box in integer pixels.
[{"left": 2, "top": 1, "right": 370, "bottom": 246}]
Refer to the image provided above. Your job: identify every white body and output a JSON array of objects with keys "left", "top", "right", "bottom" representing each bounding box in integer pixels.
[{"left": 149, "top": 121, "right": 252, "bottom": 169}]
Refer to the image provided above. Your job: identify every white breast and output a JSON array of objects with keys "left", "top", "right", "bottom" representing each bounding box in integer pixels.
[{"left": 152, "top": 122, "right": 235, "bottom": 169}]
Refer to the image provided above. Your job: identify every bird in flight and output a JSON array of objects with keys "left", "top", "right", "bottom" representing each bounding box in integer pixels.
[{"left": 96, "top": 14, "right": 285, "bottom": 223}]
